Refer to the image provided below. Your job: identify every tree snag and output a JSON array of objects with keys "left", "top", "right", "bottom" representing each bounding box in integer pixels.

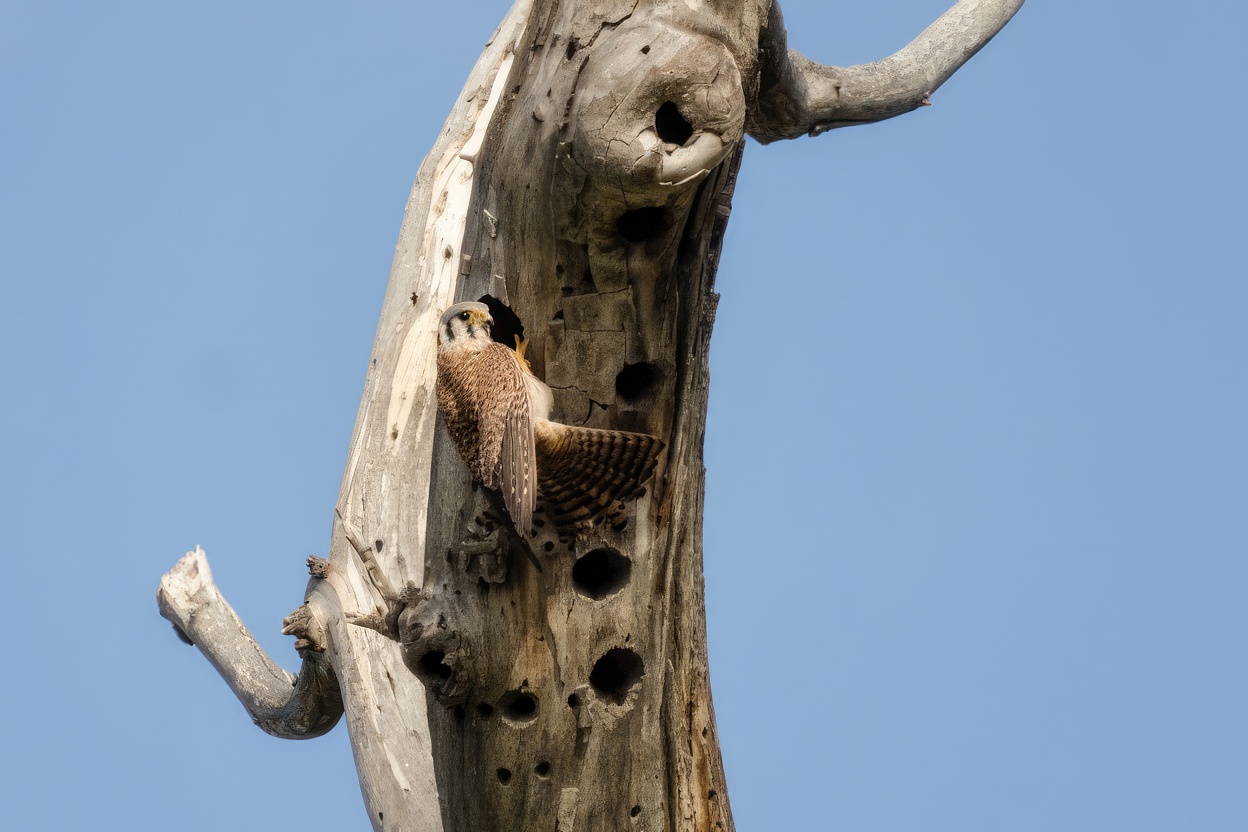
[{"left": 157, "top": 1, "right": 1024, "bottom": 829}]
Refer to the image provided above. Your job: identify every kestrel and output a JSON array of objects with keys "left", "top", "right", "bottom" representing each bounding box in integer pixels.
[{"left": 436, "top": 301, "right": 663, "bottom": 542}]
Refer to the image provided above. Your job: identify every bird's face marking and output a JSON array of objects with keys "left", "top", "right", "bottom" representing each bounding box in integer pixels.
[{"left": 439, "top": 302, "right": 493, "bottom": 347}]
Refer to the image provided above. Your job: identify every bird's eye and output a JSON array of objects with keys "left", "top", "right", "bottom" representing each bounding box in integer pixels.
[{"left": 460, "top": 311, "right": 470, "bottom": 321}]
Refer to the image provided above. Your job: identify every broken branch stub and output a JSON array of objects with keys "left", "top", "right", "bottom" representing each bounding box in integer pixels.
[{"left": 156, "top": 548, "right": 342, "bottom": 740}]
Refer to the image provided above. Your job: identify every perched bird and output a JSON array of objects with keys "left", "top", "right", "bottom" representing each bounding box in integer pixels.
[{"left": 436, "top": 301, "right": 664, "bottom": 544}]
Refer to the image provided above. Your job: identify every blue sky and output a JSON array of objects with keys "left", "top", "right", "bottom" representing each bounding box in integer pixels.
[{"left": 2, "top": 1, "right": 1245, "bottom": 829}]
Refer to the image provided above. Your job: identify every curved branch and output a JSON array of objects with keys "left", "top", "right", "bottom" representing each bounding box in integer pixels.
[
  {"left": 157, "top": 547, "right": 342, "bottom": 739},
  {"left": 749, "top": 0, "right": 1024, "bottom": 143}
]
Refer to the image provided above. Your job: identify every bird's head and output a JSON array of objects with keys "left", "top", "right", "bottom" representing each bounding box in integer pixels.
[{"left": 439, "top": 301, "right": 494, "bottom": 346}]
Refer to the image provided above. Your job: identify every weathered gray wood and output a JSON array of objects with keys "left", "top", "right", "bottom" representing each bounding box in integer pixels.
[
  {"left": 159, "top": 4, "right": 537, "bottom": 827},
  {"left": 157, "top": 547, "right": 342, "bottom": 739},
  {"left": 379, "top": 3, "right": 766, "bottom": 827},
  {"left": 310, "top": 5, "right": 538, "bottom": 828},
  {"left": 751, "top": 0, "right": 1025, "bottom": 142},
  {"left": 157, "top": 1, "right": 1023, "bottom": 829}
]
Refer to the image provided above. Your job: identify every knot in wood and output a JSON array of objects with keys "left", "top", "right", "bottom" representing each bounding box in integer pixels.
[
  {"left": 397, "top": 592, "right": 477, "bottom": 707},
  {"left": 564, "top": 22, "right": 745, "bottom": 195}
]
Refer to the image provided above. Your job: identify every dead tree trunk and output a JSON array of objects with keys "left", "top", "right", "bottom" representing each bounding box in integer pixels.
[{"left": 157, "top": 1, "right": 1023, "bottom": 829}]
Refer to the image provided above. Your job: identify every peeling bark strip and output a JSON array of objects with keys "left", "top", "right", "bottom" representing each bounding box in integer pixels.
[{"left": 158, "top": 1, "right": 1022, "bottom": 829}]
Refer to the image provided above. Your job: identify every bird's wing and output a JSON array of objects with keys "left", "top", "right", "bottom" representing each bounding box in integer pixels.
[
  {"left": 481, "top": 344, "right": 537, "bottom": 536},
  {"left": 534, "top": 421, "right": 664, "bottom": 530},
  {"left": 437, "top": 349, "right": 483, "bottom": 478}
]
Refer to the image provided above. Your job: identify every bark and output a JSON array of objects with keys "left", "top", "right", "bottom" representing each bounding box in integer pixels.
[{"left": 157, "top": 1, "right": 1023, "bottom": 829}]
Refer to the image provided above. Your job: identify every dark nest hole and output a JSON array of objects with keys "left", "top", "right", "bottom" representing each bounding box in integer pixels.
[
  {"left": 615, "top": 362, "right": 661, "bottom": 402},
  {"left": 589, "top": 648, "right": 644, "bottom": 703},
  {"left": 534, "top": 761, "right": 552, "bottom": 778},
  {"left": 655, "top": 101, "right": 693, "bottom": 145},
  {"left": 496, "top": 768, "right": 512, "bottom": 785},
  {"left": 616, "top": 207, "right": 668, "bottom": 243},
  {"left": 500, "top": 690, "right": 539, "bottom": 723},
  {"left": 478, "top": 294, "right": 525, "bottom": 350},
  {"left": 572, "top": 548, "right": 632, "bottom": 600},
  {"left": 418, "top": 650, "right": 453, "bottom": 689}
]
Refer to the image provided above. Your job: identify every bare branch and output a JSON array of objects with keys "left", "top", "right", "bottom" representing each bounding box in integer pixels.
[
  {"left": 749, "top": 0, "right": 1024, "bottom": 143},
  {"left": 157, "top": 547, "right": 342, "bottom": 739}
]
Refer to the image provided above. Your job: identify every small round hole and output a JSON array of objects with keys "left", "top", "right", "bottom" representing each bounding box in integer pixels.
[
  {"left": 501, "top": 690, "right": 539, "bottom": 723},
  {"left": 572, "top": 548, "right": 632, "bottom": 600},
  {"left": 631, "top": 805, "right": 642, "bottom": 818},
  {"left": 655, "top": 101, "right": 693, "bottom": 145},
  {"left": 535, "top": 761, "right": 552, "bottom": 778},
  {"left": 418, "top": 651, "right": 453, "bottom": 687},
  {"left": 615, "top": 362, "right": 661, "bottom": 402},
  {"left": 567, "top": 693, "right": 580, "bottom": 708},
  {"left": 497, "top": 768, "right": 512, "bottom": 785},
  {"left": 616, "top": 207, "right": 668, "bottom": 243},
  {"left": 589, "top": 648, "right": 645, "bottom": 703}
]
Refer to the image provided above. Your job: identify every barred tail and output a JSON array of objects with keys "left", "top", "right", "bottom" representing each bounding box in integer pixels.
[{"left": 534, "top": 420, "right": 664, "bottom": 530}]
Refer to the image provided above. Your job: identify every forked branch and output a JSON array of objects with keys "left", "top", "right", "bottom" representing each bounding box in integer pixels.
[
  {"left": 157, "top": 547, "right": 342, "bottom": 739},
  {"left": 750, "top": 0, "right": 1025, "bottom": 142}
]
